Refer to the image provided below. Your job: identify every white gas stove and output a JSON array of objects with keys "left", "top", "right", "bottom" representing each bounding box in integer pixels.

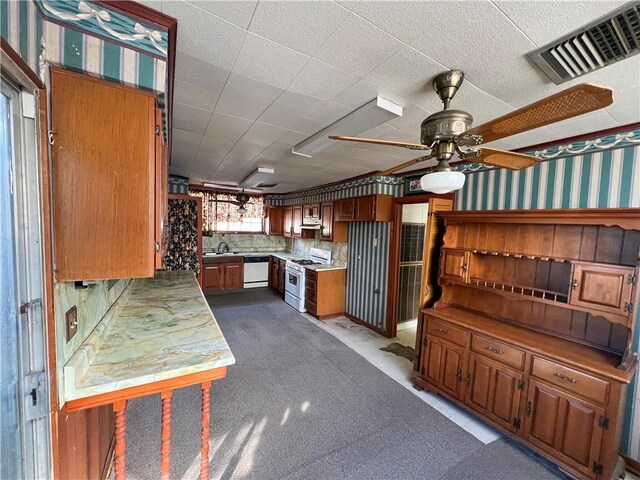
[{"left": 284, "top": 248, "right": 332, "bottom": 312}]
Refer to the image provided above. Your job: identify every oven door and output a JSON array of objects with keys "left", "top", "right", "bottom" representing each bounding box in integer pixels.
[{"left": 285, "top": 268, "right": 304, "bottom": 298}]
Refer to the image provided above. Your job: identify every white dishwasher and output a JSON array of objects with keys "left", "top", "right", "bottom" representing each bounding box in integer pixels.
[{"left": 243, "top": 255, "right": 270, "bottom": 288}]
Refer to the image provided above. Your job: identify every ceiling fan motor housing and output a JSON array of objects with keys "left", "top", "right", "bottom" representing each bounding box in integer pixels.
[{"left": 420, "top": 109, "right": 474, "bottom": 145}]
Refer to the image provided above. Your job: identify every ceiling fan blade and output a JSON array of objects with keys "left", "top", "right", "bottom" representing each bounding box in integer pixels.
[
  {"left": 475, "top": 148, "right": 539, "bottom": 170},
  {"left": 329, "top": 135, "right": 430, "bottom": 151},
  {"left": 379, "top": 155, "right": 433, "bottom": 176},
  {"left": 463, "top": 84, "right": 613, "bottom": 144}
]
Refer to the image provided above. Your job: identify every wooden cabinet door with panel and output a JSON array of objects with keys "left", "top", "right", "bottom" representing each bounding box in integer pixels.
[
  {"left": 203, "top": 265, "right": 222, "bottom": 290},
  {"left": 51, "top": 68, "right": 157, "bottom": 281},
  {"left": 224, "top": 263, "right": 243, "bottom": 289},
  {"left": 569, "top": 263, "right": 635, "bottom": 317},
  {"left": 524, "top": 379, "right": 604, "bottom": 478},
  {"left": 320, "top": 203, "right": 333, "bottom": 241},
  {"left": 440, "top": 249, "right": 471, "bottom": 283},
  {"left": 423, "top": 337, "right": 465, "bottom": 400},
  {"left": 335, "top": 198, "right": 355, "bottom": 221},
  {"left": 292, "top": 206, "right": 304, "bottom": 237},
  {"left": 266, "top": 207, "right": 284, "bottom": 235},
  {"left": 465, "top": 354, "right": 523, "bottom": 432},
  {"left": 283, "top": 207, "right": 293, "bottom": 237},
  {"left": 354, "top": 196, "right": 376, "bottom": 221}
]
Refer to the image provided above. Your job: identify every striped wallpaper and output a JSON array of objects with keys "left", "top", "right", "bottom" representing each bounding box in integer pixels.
[
  {"left": 0, "top": 0, "right": 43, "bottom": 74},
  {"left": 456, "top": 145, "right": 640, "bottom": 211},
  {"left": 346, "top": 222, "right": 391, "bottom": 331},
  {"left": 268, "top": 175, "right": 403, "bottom": 206}
]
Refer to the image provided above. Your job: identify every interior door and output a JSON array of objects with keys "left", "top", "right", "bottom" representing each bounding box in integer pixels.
[{"left": 0, "top": 75, "right": 50, "bottom": 479}]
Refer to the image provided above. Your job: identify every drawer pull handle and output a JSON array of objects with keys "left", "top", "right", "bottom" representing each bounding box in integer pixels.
[
  {"left": 437, "top": 328, "right": 451, "bottom": 334},
  {"left": 554, "top": 372, "right": 578, "bottom": 384},
  {"left": 461, "top": 263, "right": 468, "bottom": 272},
  {"left": 571, "top": 279, "right": 580, "bottom": 289},
  {"left": 486, "top": 346, "right": 504, "bottom": 355}
]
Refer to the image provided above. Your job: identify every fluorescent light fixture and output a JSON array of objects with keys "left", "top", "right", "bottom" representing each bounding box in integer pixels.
[
  {"left": 420, "top": 171, "right": 465, "bottom": 194},
  {"left": 292, "top": 96, "right": 403, "bottom": 157},
  {"left": 239, "top": 166, "right": 275, "bottom": 188}
]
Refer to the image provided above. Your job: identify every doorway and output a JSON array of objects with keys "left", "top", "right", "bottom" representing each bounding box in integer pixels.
[
  {"left": 0, "top": 69, "right": 51, "bottom": 478},
  {"left": 395, "top": 202, "right": 429, "bottom": 352}
]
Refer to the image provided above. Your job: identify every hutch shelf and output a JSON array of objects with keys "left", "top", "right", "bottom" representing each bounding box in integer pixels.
[{"left": 414, "top": 208, "right": 639, "bottom": 480}]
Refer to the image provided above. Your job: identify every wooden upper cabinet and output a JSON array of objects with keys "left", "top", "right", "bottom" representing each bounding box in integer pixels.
[
  {"left": 266, "top": 207, "right": 284, "bottom": 236},
  {"left": 283, "top": 207, "right": 293, "bottom": 237},
  {"left": 292, "top": 205, "right": 304, "bottom": 236},
  {"left": 335, "top": 198, "right": 355, "bottom": 221},
  {"left": 303, "top": 204, "right": 321, "bottom": 223},
  {"left": 51, "top": 68, "right": 158, "bottom": 281},
  {"left": 335, "top": 195, "right": 393, "bottom": 222},
  {"left": 440, "top": 249, "right": 470, "bottom": 283},
  {"left": 569, "top": 263, "right": 635, "bottom": 316},
  {"left": 155, "top": 107, "right": 168, "bottom": 270},
  {"left": 524, "top": 379, "right": 604, "bottom": 478},
  {"left": 320, "top": 202, "right": 347, "bottom": 243}
]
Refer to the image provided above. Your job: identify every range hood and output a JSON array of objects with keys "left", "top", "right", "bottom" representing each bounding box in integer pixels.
[{"left": 300, "top": 224, "right": 322, "bottom": 230}]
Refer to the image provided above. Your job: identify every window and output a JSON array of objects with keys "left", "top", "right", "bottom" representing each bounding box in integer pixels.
[{"left": 190, "top": 189, "right": 265, "bottom": 233}]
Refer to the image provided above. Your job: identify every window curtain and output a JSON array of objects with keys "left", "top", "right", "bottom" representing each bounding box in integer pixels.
[{"left": 190, "top": 189, "right": 265, "bottom": 234}]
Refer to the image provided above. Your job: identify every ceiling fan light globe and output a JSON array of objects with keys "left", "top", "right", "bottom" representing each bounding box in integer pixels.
[
  {"left": 238, "top": 206, "right": 248, "bottom": 215},
  {"left": 420, "top": 171, "right": 466, "bottom": 194}
]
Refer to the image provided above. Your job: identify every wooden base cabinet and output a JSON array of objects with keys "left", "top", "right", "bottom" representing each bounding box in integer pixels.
[
  {"left": 414, "top": 310, "right": 631, "bottom": 480},
  {"left": 203, "top": 257, "right": 243, "bottom": 291},
  {"left": 304, "top": 268, "right": 346, "bottom": 319}
]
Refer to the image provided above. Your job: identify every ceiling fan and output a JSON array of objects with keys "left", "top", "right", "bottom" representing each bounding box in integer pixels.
[
  {"left": 227, "top": 191, "right": 250, "bottom": 214},
  {"left": 329, "top": 70, "right": 613, "bottom": 193}
]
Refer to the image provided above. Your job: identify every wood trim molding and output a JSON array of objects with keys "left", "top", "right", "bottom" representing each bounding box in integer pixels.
[
  {"left": 65, "top": 367, "right": 227, "bottom": 412},
  {"left": 438, "top": 208, "right": 640, "bottom": 230},
  {"left": 0, "top": 38, "right": 45, "bottom": 89},
  {"left": 344, "top": 313, "right": 387, "bottom": 337}
]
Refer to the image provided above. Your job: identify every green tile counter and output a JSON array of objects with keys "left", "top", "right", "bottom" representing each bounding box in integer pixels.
[{"left": 63, "top": 270, "right": 235, "bottom": 480}]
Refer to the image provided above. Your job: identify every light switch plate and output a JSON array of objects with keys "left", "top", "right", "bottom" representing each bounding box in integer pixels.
[{"left": 65, "top": 306, "right": 78, "bottom": 342}]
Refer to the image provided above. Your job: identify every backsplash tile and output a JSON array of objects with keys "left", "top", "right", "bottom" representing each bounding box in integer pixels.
[
  {"left": 290, "top": 235, "right": 348, "bottom": 264},
  {"left": 203, "top": 233, "right": 287, "bottom": 252}
]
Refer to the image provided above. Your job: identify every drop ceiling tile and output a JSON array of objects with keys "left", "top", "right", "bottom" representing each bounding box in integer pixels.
[
  {"left": 288, "top": 59, "right": 359, "bottom": 101},
  {"left": 199, "top": 136, "right": 237, "bottom": 157},
  {"left": 249, "top": 1, "right": 349, "bottom": 56},
  {"left": 292, "top": 117, "right": 325, "bottom": 135},
  {"left": 333, "top": 79, "right": 407, "bottom": 110},
  {"left": 174, "top": 51, "right": 231, "bottom": 91},
  {"left": 162, "top": 1, "right": 245, "bottom": 71},
  {"left": 607, "top": 106, "right": 640, "bottom": 125},
  {"left": 232, "top": 33, "right": 310, "bottom": 89},
  {"left": 493, "top": 1, "right": 627, "bottom": 47},
  {"left": 203, "top": 113, "right": 253, "bottom": 141},
  {"left": 241, "top": 122, "right": 289, "bottom": 147},
  {"left": 172, "top": 103, "right": 213, "bottom": 135},
  {"left": 307, "top": 101, "right": 352, "bottom": 124},
  {"left": 174, "top": 80, "right": 221, "bottom": 112},
  {"left": 578, "top": 57, "right": 640, "bottom": 98},
  {"left": 257, "top": 105, "right": 307, "bottom": 130},
  {"left": 186, "top": 0, "right": 257, "bottom": 29},
  {"left": 172, "top": 128, "right": 203, "bottom": 149},
  {"left": 314, "top": 13, "right": 403, "bottom": 77},
  {"left": 193, "top": 151, "right": 225, "bottom": 171},
  {"left": 385, "top": 104, "right": 430, "bottom": 135},
  {"left": 271, "top": 91, "right": 328, "bottom": 117},
  {"left": 548, "top": 110, "right": 619, "bottom": 139},
  {"left": 365, "top": 47, "right": 444, "bottom": 97},
  {"left": 170, "top": 147, "right": 197, "bottom": 167},
  {"left": 278, "top": 130, "right": 309, "bottom": 145},
  {"left": 215, "top": 73, "right": 283, "bottom": 120}
]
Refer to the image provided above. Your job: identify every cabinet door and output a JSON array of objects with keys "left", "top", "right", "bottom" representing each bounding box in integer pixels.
[
  {"left": 303, "top": 204, "right": 320, "bottom": 221},
  {"left": 51, "top": 68, "right": 157, "bottom": 281},
  {"left": 423, "top": 338, "right": 465, "bottom": 400},
  {"left": 354, "top": 196, "right": 376, "bottom": 221},
  {"left": 335, "top": 198, "right": 355, "bottom": 221},
  {"left": 569, "top": 263, "right": 634, "bottom": 316},
  {"left": 466, "top": 354, "right": 523, "bottom": 432},
  {"left": 292, "top": 206, "right": 303, "bottom": 237},
  {"left": 283, "top": 207, "right": 293, "bottom": 237},
  {"left": 267, "top": 207, "right": 284, "bottom": 236},
  {"left": 224, "top": 263, "right": 243, "bottom": 289},
  {"left": 278, "top": 260, "right": 286, "bottom": 294},
  {"left": 440, "top": 249, "right": 470, "bottom": 283},
  {"left": 270, "top": 258, "right": 279, "bottom": 289},
  {"left": 203, "top": 265, "right": 222, "bottom": 290},
  {"left": 524, "top": 379, "right": 604, "bottom": 478},
  {"left": 320, "top": 203, "right": 333, "bottom": 241}
]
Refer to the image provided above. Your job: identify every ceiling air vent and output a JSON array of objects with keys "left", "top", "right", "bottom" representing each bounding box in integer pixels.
[{"left": 528, "top": 1, "right": 640, "bottom": 84}]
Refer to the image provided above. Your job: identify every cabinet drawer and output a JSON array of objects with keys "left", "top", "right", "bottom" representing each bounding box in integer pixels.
[
  {"left": 531, "top": 356, "right": 609, "bottom": 404},
  {"left": 471, "top": 334, "right": 525, "bottom": 371},
  {"left": 305, "top": 286, "right": 317, "bottom": 303},
  {"left": 305, "top": 269, "right": 317, "bottom": 280},
  {"left": 426, "top": 319, "right": 468, "bottom": 347},
  {"left": 306, "top": 298, "right": 317, "bottom": 314}
]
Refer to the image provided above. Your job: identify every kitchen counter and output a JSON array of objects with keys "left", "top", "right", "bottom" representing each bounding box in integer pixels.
[
  {"left": 63, "top": 270, "right": 235, "bottom": 405},
  {"left": 304, "top": 262, "right": 347, "bottom": 271}
]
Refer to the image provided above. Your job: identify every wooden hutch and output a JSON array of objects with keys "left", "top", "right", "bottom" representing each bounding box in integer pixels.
[{"left": 413, "top": 209, "right": 639, "bottom": 480}]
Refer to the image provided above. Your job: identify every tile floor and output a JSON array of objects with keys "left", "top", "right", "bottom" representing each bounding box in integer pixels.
[{"left": 300, "top": 313, "right": 501, "bottom": 445}]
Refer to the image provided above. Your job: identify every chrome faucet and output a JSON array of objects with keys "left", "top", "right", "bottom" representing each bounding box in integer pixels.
[{"left": 217, "top": 241, "right": 229, "bottom": 254}]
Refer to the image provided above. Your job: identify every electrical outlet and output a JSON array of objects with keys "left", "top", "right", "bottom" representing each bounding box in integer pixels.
[{"left": 66, "top": 306, "right": 78, "bottom": 342}]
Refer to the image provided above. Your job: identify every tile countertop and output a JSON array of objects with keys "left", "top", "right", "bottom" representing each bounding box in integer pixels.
[{"left": 63, "top": 270, "right": 235, "bottom": 404}]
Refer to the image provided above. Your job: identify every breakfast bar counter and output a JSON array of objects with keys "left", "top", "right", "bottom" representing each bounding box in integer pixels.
[{"left": 63, "top": 270, "right": 235, "bottom": 480}]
